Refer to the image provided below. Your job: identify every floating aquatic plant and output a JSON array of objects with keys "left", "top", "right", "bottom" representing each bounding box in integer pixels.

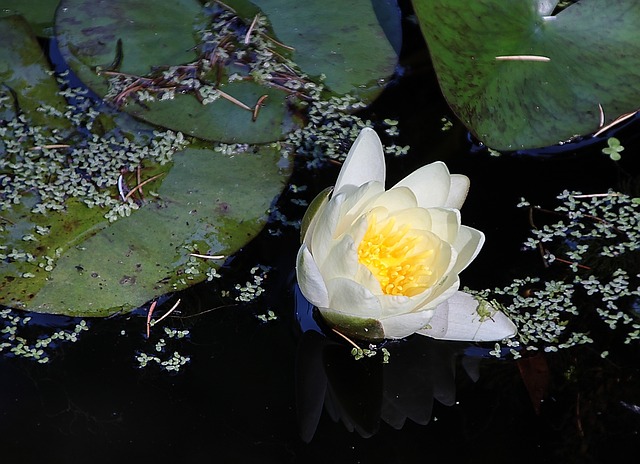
[
  {"left": 475, "top": 190, "right": 640, "bottom": 358},
  {"left": 0, "top": 308, "right": 89, "bottom": 364}
]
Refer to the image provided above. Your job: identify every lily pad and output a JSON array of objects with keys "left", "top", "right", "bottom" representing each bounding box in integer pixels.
[
  {"left": 1, "top": 140, "right": 291, "bottom": 316},
  {"left": 0, "top": 0, "right": 59, "bottom": 37},
  {"left": 16, "top": 146, "right": 290, "bottom": 316},
  {"left": 412, "top": 0, "right": 640, "bottom": 150},
  {"left": 0, "top": 15, "right": 69, "bottom": 130},
  {"left": 250, "top": 0, "right": 399, "bottom": 98},
  {"left": 55, "top": 0, "right": 399, "bottom": 143},
  {"left": 0, "top": 17, "right": 292, "bottom": 317}
]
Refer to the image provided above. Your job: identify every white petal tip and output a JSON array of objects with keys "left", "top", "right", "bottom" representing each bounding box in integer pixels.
[{"left": 417, "top": 292, "right": 517, "bottom": 342}]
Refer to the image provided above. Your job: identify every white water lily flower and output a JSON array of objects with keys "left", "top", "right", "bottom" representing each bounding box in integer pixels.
[{"left": 296, "top": 128, "right": 516, "bottom": 342}]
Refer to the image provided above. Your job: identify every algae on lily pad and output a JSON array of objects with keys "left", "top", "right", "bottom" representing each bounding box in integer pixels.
[
  {"left": 412, "top": 0, "right": 640, "bottom": 150},
  {"left": 0, "top": 17, "right": 292, "bottom": 317},
  {"left": 55, "top": 0, "right": 399, "bottom": 143}
]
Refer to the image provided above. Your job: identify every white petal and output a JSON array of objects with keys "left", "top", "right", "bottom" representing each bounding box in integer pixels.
[
  {"left": 334, "top": 181, "right": 384, "bottom": 237},
  {"left": 445, "top": 174, "right": 470, "bottom": 209},
  {"left": 392, "top": 161, "right": 451, "bottom": 208},
  {"left": 379, "top": 293, "right": 416, "bottom": 317},
  {"left": 334, "top": 128, "right": 386, "bottom": 196},
  {"left": 325, "top": 277, "right": 381, "bottom": 317},
  {"left": 319, "top": 234, "right": 359, "bottom": 280},
  {"left": 424, "top": 207, "right": 460, "bottom": 243},
  {"left": 409, "top": 274, "right": 460, "bottom": 313},
  {"left": 386, "top": 207, "right": 433, "bottom": 231},
  {"left": 368, "top": 186, "right": 418, "bottom": 214},
  {"left": 309, "top": 192, "right": 346, "bottom": 266},
  {"left": 417, "top": 292, "right": 517, "bottom": 341},
  {"left": 450, "top": 226, "right": 485, "bottom": 274},
  {"left": 380, "top": 309, "right": 435, "bottom": 339},
  {"left": 296, "top": 245, "right": 330, "bottom": 309}
]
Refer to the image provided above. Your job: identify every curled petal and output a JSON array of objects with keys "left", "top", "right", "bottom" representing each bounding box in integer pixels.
[
  {"left": 423, "top": 207, "right": 460, "bottom": 243},
  {"left": 296, "top": 245, "right": 330, "bottom": 309},
  {"left": 450, "top": 226, "right": 485, "bottom": 275},
  {"left": 418, "top": 292, "right": 517, "bottom": 341},
  {"left": 334, "top": 128, "right": 386, "bottom": 196},
  {"left": 334, "top": 181, "right": 384, "bottom": 237},
  {"left": 310, "top": 192, "right": 346, "bottom": 266},
  {"left": 368, "top": 186, "right": 418, "bottom": 214},
  {"left": 319, "top": 234, "right": 359, "bottom": 281}
]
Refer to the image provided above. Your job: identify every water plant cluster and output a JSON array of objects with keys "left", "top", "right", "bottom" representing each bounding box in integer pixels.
[
  {"left": 0, "top": 308, "right": 89, "bottom": 364},
  {"left": 134, "top": 326, "right": 191, "bottom": 372},
  {"left": 0, "top": 71, "right": 187, "bottom": 219},
  {"left": 475, "top": 190, "right": 640, "bottom": 358}
]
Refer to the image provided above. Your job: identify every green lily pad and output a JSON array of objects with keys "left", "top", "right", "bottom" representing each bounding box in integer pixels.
[
  {"left": 1, "top": 141, "right": 291, "bottom": 317},
  {"left": 0, "top": 0, "right": 59, "bottom": 37},
  {"left": 0, "top": 15, "right": 69, "bottom": 130},
  {"left": 412, "top": 0, "right": 640, "bottom": 150},
  {"left": 250, "top": 0, "right": 399, "bottom": 99},
  {"left": 0, "top": 18, "right": 292, "bottom": 316},
  {"left": 55, "top": 0, "right": 398, "bottom": 143},
  {"left": 17, "top": 146, "right": 289, "bottom": 316}
]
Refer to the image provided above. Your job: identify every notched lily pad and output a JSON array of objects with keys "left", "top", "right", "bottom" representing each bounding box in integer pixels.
[
  {"left": 0, "top": 15, "right": 69, "bottom": 130},
  {"left": 412, "top": 0, "right": 640, "bottom": 150}
]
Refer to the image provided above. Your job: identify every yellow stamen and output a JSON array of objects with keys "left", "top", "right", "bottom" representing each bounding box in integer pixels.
[{"left": 357, "top": 214, "right": 435, "bottom": 296}]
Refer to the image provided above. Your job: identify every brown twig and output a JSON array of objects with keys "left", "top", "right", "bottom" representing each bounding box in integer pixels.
[
  {"left": 28, "top": 144, "right": 71, "bottom": 151},
  {"left": 244, "top": 14, "right": 260, "bottom": 44},
  {"left": 217, "top": 89, "right": 253, "bottom": 111},
  {"left": 252, "top": 94, "right": 269, "bottom": 121},
  {"left": 189, "top": 253, "right": 226, "bottom": 260},
  {"left": 124, "top": 172, "right": 165, "bottom": 201},
  {"left": 146, "top": 300, "right": 157, "bottom": 338},
  {"left": 593, "top": 109, "right": 638, "bottom": 137}
]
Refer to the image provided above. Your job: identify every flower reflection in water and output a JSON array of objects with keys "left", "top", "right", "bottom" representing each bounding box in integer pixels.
[{"left": 295, "top": 285, "right": 481, "bottom": 441}]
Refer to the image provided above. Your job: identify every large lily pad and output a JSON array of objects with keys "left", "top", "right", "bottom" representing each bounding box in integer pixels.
[
  {"left": 1, "top": 143, "right": 291, "bottom": 317},
  {"left": 21, "top": 147, "right": 289, "bottom": 316},
  {"left": 0, "top": 18, "right": 292, "bottom": 316},
  {"left": 55, "top": 0, "right": 399, "bottom": 143},
  {"left": 412, "top": 0, "right": 640, "bottom": 150},
  {"left": 0, "top": 0, "right": 59, "bottom": 37}
]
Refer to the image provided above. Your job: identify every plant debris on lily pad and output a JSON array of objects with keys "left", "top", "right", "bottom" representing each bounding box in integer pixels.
[{"left": 55, "top": 0, "right": 399, "bottom": 143}]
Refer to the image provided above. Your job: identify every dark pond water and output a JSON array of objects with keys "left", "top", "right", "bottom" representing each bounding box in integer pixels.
[{"left": 2, "top": 2, "right": 640, "bottom": 463}]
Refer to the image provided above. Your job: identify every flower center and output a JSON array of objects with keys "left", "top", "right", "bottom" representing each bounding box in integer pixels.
[{"left": 357, "top": 214, "right": 434, "bottom": 296}]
